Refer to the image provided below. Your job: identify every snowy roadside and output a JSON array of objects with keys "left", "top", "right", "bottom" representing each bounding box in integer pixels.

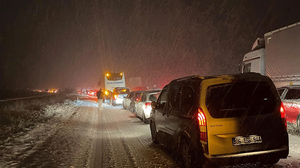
[{"left": 0, "top": 96, "right": 81, "bottom": 167}]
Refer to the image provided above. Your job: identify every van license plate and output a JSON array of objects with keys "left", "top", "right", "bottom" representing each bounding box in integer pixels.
[{"left": 232, "top": 135, "right": 262, "bottom": 146}]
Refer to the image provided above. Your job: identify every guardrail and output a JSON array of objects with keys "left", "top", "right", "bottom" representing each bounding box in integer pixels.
[{"left": 0, "top": 94, "right": 54, "bottom": 103}]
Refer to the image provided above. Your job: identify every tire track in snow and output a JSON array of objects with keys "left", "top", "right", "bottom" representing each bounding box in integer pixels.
[
  {"left": 99, "top": 106, "right": 178, "bottom": 168},
  {"left": 102, "top": 107, "right": 136, "bottom": 168}
]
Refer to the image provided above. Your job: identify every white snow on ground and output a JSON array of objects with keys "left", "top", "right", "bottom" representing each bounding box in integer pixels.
[
  {"left": 278, "top": 134, "right": 300, "bottom": 167},
  {"left": 1, "top": 97, "right": 300, "bottom": 168},
  {"left": 0, "top": 99, "right": 81, "bottom": 168}
]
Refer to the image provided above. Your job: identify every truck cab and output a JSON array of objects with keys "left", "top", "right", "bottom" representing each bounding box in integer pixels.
[
  {"left": 242, "top": 48, "right": 265, "bottom": 75},
  {"left": 242, "top": 38, "right": 266, "bottom": 75}
]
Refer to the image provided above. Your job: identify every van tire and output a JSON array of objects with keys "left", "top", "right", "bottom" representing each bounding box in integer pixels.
[
  {"left": 180, "top": 139, "right": 203, "bottom": 168},
  {"left": 150, "top": 120, "right": 158, "bottom": 144}
]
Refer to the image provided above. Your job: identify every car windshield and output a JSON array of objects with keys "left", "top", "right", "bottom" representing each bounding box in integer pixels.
[{"left": 106, "top": 73, "right": 123, "bottom": 81}]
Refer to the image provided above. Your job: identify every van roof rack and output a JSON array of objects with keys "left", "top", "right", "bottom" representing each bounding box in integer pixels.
[{"left": 170, "top": 75, "right": 204, "bottom": 83}]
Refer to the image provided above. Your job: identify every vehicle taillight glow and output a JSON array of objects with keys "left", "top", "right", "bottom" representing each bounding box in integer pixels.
[
  {"left": 145, "top": 102, "right": 151, "bottom": 109},
  {"left": 280, "top": 102, "right": 287, "bottom": 130},
  {"left": 280, "top": 102, "right": 285, "bottom": 118},
  {"left": 198, "top": 109, "right": 206, "bottom": 126},
  {"left": 197, "top": 108, "right": 207, "bottom": 141}
]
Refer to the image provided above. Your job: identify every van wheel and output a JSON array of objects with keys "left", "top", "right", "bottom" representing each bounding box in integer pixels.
[
  {"left": 181, "top": 139, "right": 192, "bottom": 168},
  {"left": 150, "top": 120, "right": 158, "bottom": 144},
  {"left": 181, "top": 139, "right": 203, "bottom": 168}
]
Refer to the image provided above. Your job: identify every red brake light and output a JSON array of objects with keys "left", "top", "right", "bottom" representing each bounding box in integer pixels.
[
  {"left": 197, "top": 108, "right": 207, "bottom": 141},
  {"left": 197, "top": 108, "right": 206, "bottom": 126},
  {"left": 280, "top": 102, "right": 285, "bottom": 118},
  {"left": 280, "top": 102, "right": 287, "bottom": 130},
  {"left": 145, "top": 102, "right": 151, "bottom": 109}
]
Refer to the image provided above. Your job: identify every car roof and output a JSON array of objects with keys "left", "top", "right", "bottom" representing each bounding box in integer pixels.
[
  {"left": 169, "top": 73, "right": 268, "bottom": 84},
  {"left": 278, "top": 85, "right": 300, "bottom": 90},
  {"left": 114, "top": 87, "right": 130, "bottom": 89},
  {"left": 144, "top": 90, "right": 161, "bottom": 93}
]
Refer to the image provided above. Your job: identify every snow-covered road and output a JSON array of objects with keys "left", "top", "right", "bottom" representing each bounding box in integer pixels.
[
  {"left": 1, "top": 97, "right": 299, "bottom": 167},
  {"left": 93, "top": 100, "right": 300, "bottom": 168}
]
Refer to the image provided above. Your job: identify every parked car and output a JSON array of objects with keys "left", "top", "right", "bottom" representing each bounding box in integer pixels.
[
  {"left": 111, "top": 87, "right": 130, "bottom": 106},
  {"left": 135, "top": 90, "right": 161, "bottom": 123},
  {"left": 123, "top": 92, "right": 134, "bottom": 109},
  {"left": 150, "top": 73, "right": 288, "bottom": 167},
  {"left": 131, "top": 91, "right": 143, "bottom": 113},
  {"left": 123, "top": 91, "right": 143, "bottom": 112},
  {"left": 277, "top": 85, "right": 300, "bottom": 131}
]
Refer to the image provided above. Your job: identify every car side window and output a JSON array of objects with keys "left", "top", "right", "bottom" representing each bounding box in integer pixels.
[
  {"left": 243, "top": 63, "right": 251, "bottom": 73},
  {"left": 141, "top": 94, "right": 146, "bottom": 101},
  {"left": 157, "top": 90, "right": 168, "bottom": 109},
  {"left": 285, "top": 89, "right": 300, "bottom": 99},
  {"left": 170, "top": 86, "right": 181, "bottom": 109},
  {"left": 181, "top": 86, "right": 194, "bottom": 112},
  {"left": 149, "top": 93, "right": 159, "bottom": 102}
]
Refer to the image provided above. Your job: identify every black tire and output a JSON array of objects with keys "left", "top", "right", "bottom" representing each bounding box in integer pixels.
[
  {"left": 181, "top": 139, "right": 203, "bottom": 168},
  {"left": 130, "top": 103, "right": 135, "bottom": 112},
  {"left": 131, "top": 104, "right": 137, "bottom": 116},
  {"left": 150, "top": 120, "right": 158, "bottom": 144},
  {"left": 261, "top": 158, "right": 280, "bottom": 165},
  {"left": 142, "top": 111, "right": 149, "bottom": 124}
]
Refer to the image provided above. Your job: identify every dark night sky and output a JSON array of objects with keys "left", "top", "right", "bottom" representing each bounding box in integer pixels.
[{"left": 1, "top": 0, "right": 300, "bottom": 89}]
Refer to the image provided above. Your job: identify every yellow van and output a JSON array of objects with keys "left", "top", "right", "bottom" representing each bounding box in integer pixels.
[{"left": 150, "top": 73, "right": 288, "bottom": 167}]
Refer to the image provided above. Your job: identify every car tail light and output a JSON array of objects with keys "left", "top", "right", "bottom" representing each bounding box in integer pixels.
[
  {"left": 145, "top": 102, "right": 151, "bottom": 109},
  {"left": 280, "top": 102, "right": 285, "bottom": 118},
  {"left": 114, "top": 95, "right": 117, "bottom": 100},
  {"left": 280, "top": 102, "right": 287, "bottom": 130},
  {"left": 197, "top": 108, "right": 207, "bottom": 141}
]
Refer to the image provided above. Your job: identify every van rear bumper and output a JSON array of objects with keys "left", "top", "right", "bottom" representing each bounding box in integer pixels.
[{"left": 204, "top": 145, "right": 289, "bottom": 164}]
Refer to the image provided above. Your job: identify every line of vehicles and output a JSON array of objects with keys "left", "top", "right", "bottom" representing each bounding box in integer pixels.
[
  {"left": 123, "top": 89, "right": 161, "bottom": 123},
  {"left": 100, "top": 22, "right": 300, "bottom": 167}
]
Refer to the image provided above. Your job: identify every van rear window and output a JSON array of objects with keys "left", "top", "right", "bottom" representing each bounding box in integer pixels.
[{"left": 206, "top": 82, "right": 277, "bottom": 118}]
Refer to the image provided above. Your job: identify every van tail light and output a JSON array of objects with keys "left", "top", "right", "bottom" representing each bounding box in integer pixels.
[
  {"left": 145, "top": 102, "right": 151, "bottom": 109},
  {"left": 280, "top": 102, "right": 287, "bottom": 130},
  {"left": 113, "top": 95, "right": 118, "bottom": 100},
  {"left": 197, "top": 108, "right": 207, "bottom": 142}
]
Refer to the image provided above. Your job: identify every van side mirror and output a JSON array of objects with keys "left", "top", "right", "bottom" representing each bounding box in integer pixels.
[{"left": 151, "top": 101, "right": 157, "bottom": 109}]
